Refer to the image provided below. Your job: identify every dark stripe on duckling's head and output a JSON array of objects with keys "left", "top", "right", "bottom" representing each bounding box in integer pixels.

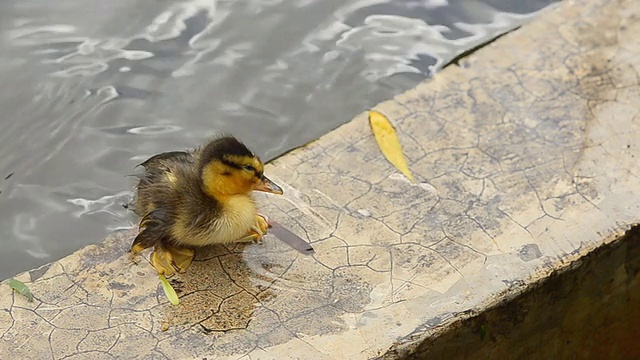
[
  {"left": 199, "top": 136, "right": 255, "bottom": 168},
  {"left": 220, "top": 158, "right": 243, "bottom": 170}
]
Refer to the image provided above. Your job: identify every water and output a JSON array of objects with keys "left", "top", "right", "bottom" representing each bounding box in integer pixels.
[{"left": 0, "top": 0, "right": 555, "bottom": 280}]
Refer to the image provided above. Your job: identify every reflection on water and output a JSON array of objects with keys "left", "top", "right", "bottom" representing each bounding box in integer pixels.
[{"left": 0, "top": 0, "right": 555, "bottom": 279}]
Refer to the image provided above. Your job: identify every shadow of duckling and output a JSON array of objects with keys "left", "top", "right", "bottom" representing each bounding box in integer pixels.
[{"left": 159, "top": 243, "right": 288, "bottom": 332}]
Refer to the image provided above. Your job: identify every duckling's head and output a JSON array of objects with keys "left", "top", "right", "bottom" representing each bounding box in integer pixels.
[{"left": 199, "top": 136, "right": 283, "bottom": 198}]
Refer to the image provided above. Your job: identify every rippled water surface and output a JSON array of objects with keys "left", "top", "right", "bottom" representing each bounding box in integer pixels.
[{"left": 0, "top": 0, "right": 555, "bottom": 279}]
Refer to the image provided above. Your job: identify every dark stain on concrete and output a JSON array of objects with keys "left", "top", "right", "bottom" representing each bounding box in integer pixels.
[
  {"left": 518, "top": 244, "right": 543, "bottom": 262},
  {"left": 29, "top": 263, "right": 52, "bottom": 282}
]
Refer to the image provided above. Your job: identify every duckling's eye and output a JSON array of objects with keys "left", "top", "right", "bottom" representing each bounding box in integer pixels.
[{"left": 242, "top": 165, "right": 256, "bottom": 173}]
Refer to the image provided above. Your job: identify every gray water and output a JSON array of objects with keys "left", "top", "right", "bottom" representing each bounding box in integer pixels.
[{"left": 0, "top": 0, "right": 555, "bottom": 280}]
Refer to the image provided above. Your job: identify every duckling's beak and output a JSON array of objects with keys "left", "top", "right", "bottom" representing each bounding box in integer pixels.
[{"left": 254, "top": 175, "right": 283, "bottom": 195}]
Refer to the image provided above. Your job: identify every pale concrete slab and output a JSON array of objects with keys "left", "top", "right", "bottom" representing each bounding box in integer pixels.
[
  {"left": 397, "top": 227, "right": 640, "bottom": 359},
  {"left": 2, "top": 0, "right": 640, "bottom": 358}
]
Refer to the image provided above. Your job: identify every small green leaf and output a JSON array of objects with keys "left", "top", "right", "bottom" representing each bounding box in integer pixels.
[
  {"left": 8, "top": 278, "right": 34, "bottom": 302},
  {"left": 159, "top": 275, "right": 179, "bottom": 306},
  {"left": 480, "top": 325, "right": 487, "bottom": 341}
]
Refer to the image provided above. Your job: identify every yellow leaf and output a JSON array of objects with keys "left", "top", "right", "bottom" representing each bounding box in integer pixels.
[
  {"left": 159, "top": 275, "right": 180, "bottom": 306},
  {"left": 368, "top": 110, "right": 415, "bottom": 183}
]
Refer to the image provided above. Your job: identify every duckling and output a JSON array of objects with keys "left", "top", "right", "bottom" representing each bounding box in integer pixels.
[{"left": 129, "top": 135, "right": 283, "bottom": 277}]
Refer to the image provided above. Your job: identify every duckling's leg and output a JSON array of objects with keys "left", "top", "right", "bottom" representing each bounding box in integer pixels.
[
  {"left": 151, "top": 244, "right": 195, "bottom": 277},
  {"left": 130, "top": 227, "right": 157, "bottom": 265},
  {"left": 235, "top": 214, "right": 271, "bottom": 244}
]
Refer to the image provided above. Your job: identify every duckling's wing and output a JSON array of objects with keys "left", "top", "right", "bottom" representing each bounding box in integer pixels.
[
  {"left": 132, "top": 209, "right": 172, "bottom": 251},
  {"left": 137, "top": 151, "right": 194, "bottom": 169}
]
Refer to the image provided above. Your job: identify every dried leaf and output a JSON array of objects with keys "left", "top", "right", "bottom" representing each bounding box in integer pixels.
[
  {"left": 268, "top": 220, "right": 315, "bottom": 255},
  {"left": 368, "top": 110, "right": 415, "bottom": 182},
  {"left": 7, "top": 278, "right": 34, "bottom": 302},
  {"left": 159, "top": 275, "right": 179, "bottom": 305}
]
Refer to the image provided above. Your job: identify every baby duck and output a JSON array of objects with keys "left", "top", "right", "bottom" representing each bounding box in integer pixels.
[{"left": 130, "top": 135, "right": 283, "bottom": 277}]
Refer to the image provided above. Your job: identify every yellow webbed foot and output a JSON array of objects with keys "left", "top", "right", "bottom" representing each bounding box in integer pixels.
[
  {"left": 130, "top": 225, "right": 158, "bottom": 265},
  {"left": 150, "top": 244, "right": 195, "bottom": 277},
  {"left": 254, "top": 213, "right": 270, "bottom": 235},
  {"left": 235, "top": 214, "right": 271, "bottom": 244},
  {"left": 129, "top": 243, "right": 147, "bottom": 265}
]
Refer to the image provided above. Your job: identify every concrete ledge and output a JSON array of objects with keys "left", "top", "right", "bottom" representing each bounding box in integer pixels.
[
  {"left": 2, "top": 0, "right": 640, "bottom": 358},
  {"left": 386, "top": 226, "right": 640, "bottom": 359}
]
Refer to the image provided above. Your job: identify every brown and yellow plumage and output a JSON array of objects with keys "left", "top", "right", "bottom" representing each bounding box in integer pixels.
[{"left": 130, "top": 135, "right": 283, "bottom": 276}]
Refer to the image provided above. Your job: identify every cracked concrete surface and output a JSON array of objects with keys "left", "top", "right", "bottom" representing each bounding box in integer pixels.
[{"left": 2, "top": 0, "right": 640, "bottom": 358}]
